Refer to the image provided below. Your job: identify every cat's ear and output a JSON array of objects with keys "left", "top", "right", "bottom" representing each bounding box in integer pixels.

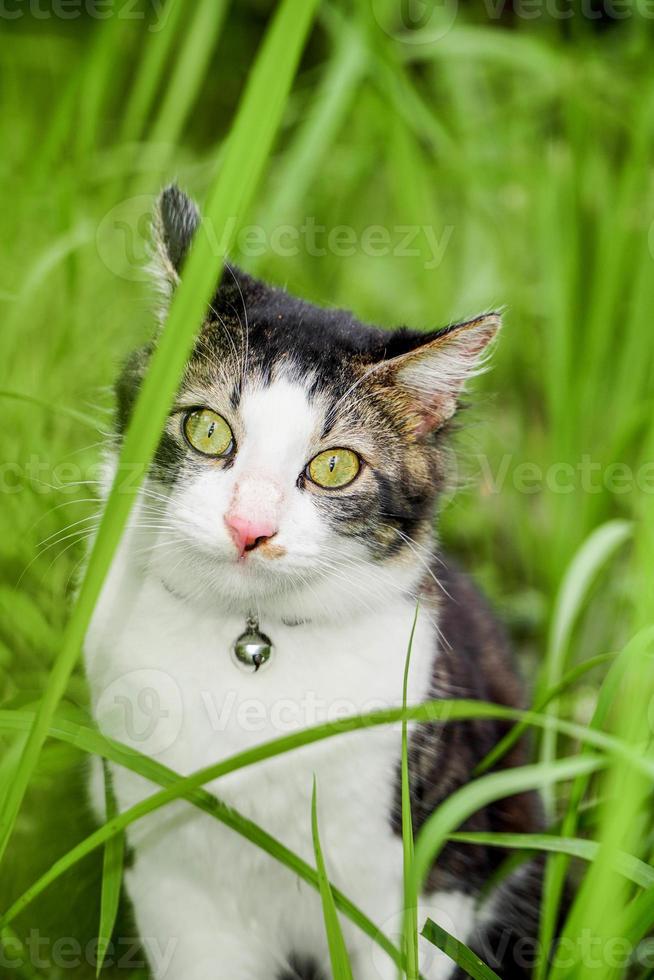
[
  {"left": 151, "top": 184, "right": 201, "bottom": 297},
  {"left": 375, "top": 313, "right": 501, "bottom": 436}
]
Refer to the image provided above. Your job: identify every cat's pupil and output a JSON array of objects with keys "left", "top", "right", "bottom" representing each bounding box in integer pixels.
[
  {"left": 207, "top": 422, "right": 215, "bottom": 438},
  {"left": 329, "top": 455, "right": 336, "bottom": 472}
]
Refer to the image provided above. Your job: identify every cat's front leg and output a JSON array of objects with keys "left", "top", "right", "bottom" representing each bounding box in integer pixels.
[
  {"left": 353, "top": 938, "right": 460, "bottom": 980},
  {"left": 125, "top": 858, "right": 271, "bottom": 980},
  {"left": 352, "top": 889, "right": 475, "bottom": 980}
]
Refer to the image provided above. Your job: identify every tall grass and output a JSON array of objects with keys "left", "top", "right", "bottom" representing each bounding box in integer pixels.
[{"left": 1, "top": 1, "right": 653, "bottom": 978}]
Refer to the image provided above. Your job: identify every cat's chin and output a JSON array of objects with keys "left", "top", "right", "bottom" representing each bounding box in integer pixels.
[
  {"left": 149, "top": 539, "right": 421, "bottom": 624},
  {"left": 158, "top": 566, "right": 329, "bottom": 622},
  {"left": 151, "top": 544, "right": 328, "bottom": 613}
]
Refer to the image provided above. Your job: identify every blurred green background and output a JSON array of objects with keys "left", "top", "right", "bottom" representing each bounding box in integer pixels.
[{"left": 1, "top": 1, "right": 653, "bottom": 976}]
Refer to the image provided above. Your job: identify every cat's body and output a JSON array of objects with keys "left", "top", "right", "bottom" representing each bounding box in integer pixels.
[{"left": 85, "top": 187, "right": 544, "bottom": 980}]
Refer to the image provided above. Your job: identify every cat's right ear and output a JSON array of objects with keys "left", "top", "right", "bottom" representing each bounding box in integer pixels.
[{"left": 151, "top": 184, "right": 201, "bottom": 298}]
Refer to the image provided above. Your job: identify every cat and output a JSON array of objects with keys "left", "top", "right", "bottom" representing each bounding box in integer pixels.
[{"left": 84, "top": 185, "right": 546, "bottom": 980}]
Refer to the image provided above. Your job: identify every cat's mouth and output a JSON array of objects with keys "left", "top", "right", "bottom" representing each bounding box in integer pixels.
[{"left": 237, "top": 536, "right": 287, "bottom": 561}]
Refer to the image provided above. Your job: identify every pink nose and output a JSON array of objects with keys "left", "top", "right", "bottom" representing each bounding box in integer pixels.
[{"left": 225, "top": 515, "right": 277, "bottom": 556}]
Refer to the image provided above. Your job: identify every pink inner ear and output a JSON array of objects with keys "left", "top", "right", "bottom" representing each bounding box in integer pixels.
[
  {"left": 365, "top": 314, "right": 500, "bottom": 437},
  {"left": 413, "top": 414, "right": 435, "bottom": 437},
  {"left": 393, "top": 315, "right": 501, "bottom": 435},
  {"left": 410, "top": 390, "right": 458, "bottom": 436}
]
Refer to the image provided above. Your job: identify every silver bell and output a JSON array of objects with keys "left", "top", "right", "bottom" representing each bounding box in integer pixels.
[{"left": 231, "top": 617, "right": 273, "bottom": 673}]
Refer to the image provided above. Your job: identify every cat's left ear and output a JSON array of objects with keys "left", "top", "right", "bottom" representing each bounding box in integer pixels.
[
  {"left": 151, "top": 184, "right": 201, "bottom": 297},
  {"left": 375, "top": 313, "right": 501, "bottom": 435}
]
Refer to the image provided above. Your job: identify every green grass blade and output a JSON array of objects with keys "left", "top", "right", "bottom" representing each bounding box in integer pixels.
[
  {"left": 311, "top": 778, "right": 354, "bottom": 979},
  {"left": 28, "top": 63, "right": 82, "bottom": 185},
  {"left": 264, "top": 15, "right": 367, "bottom": 225},
  {"left": 0, "top": 390, "right": 100, "bottom": 431},
  {"left": 2, "top": 705, "right": 536, "bottom": 980},
  {"left": 0, "top": 925, "right": 43, "bottom": 979},
  {"left": 538, "top": 519, "right": 632, "bottom": 818},
  {"left": 0, "top": 0, "right": 319, "bottom": 869},
  {"left": 475, "top": 652, "right": 616, "bottom": 777},
  {"left": 421, "top": 918, "right": 501, "bottom": 980},
  {"left": 347, "top": 3, "right": 453, "bottom": 158},
  {"left": 3, "top": 221, "right": 93, "bottom": 346},
  {"left": 547, "top": 521, "right": 632, "bottom": 672},
  {"left": 412, "top": 756, "right": 605, "bottom": 898},
  {"left": 1, "top": 697, "right": 636, "bottom": 934},
  {"left": 3, "top": 13, "right": 653, "bottom": 969},
  {"left": 537, "top": 626, "right": 654, "bottom": 979},
  {"left": 546, "top": 627, "right": 654, "bottom": 980},
  {"left": 119, "top": 0, "right": 189, "bottom": 145},
  {"left": 0, "top": 709, "right": 409, "bottom": 974},
  {"left": 2, "top": 696, "right": 649, "bottom": 782},
  {"left": 75, "top": 16, "right": 127, "bottom": 158},
  {"left": 145, "top": 0, "right": 229, "bottom": 162},
  {"left": 447, "top": 832, "right": 654, "bottom": 889},
  {"left": 401, "top": 605, "right": 420, "bottom": 980},
  {"left": 403, "top": 24, "right": 566, "bottom": 77},
  {"left": 96, "top": 762, "right": 125, "bottom": 976}
]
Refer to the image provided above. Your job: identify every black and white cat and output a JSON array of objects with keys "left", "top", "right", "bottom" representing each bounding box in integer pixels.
[{"left": 85, "top": 186, "right": 544, "bottom": 980}]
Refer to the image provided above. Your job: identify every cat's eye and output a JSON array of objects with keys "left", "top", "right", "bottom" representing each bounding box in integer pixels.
[
  {"left": 306, "top": 448, "right": 361, "bottom": 489},
  {"left": 183, "top": 408, "right": 234, "bottom": 457}
]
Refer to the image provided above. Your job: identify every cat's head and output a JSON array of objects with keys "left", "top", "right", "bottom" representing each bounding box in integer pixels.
[{"left": 114, "top": 186, "right": 500, "bottom": 619}]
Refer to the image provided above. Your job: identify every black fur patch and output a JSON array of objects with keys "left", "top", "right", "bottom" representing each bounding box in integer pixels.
[
  {"left": 392, "top": 558, "right": 543, "bottom": 891},
  {"left": 276, "top": 952, "right": 326, "bottom": 980},
  {"left": 390, "top": 557, "right": 549, "bottom": 977},
  {"left": 157, "top": 184, "right": 200, "bottom": 273}
]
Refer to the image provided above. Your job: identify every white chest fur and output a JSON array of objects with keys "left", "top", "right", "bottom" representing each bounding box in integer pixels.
[{"left": 85, "top": 552, "right": 471, "bottom": 980}]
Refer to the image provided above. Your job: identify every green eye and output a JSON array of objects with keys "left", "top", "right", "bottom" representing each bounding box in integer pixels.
[
  {"left": 307, "top": 448, "right": 361, "bottom": 489},
  {"left": 183, "top": 408, "right": 234, "bottom": 457}
]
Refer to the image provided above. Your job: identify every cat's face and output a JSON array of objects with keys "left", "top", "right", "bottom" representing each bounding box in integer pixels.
[{"left": 113, "top": 186, "right": 499, "bottom": 619}]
